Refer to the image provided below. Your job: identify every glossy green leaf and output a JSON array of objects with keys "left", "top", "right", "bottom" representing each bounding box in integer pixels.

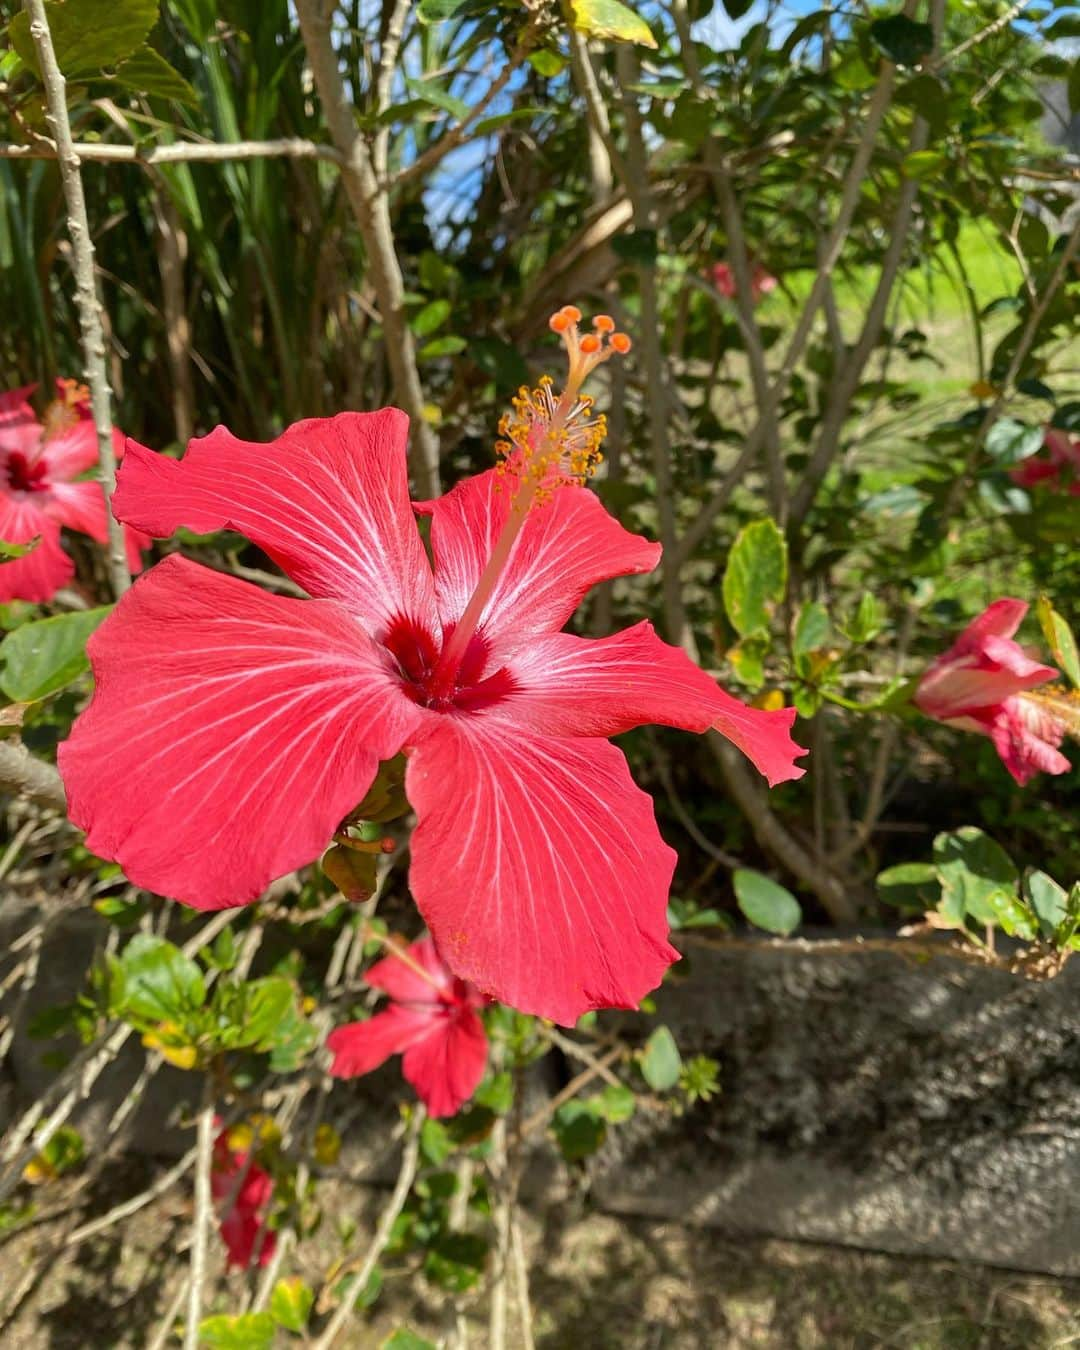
[
  {"left": 552, "top": 1100, "right": 607, "bottom": 1160},
  {"left": 984, "top": 417, "right": 1043, "bottom": 466},
  {"left": 417, "top": 0, "right": 470, "bottom": 21},
  {"left": 568, "top": 0, "right": 657, "bottom": 49},
  {"left": 0, "top": 606, "right": 111, "bottom": 702},
  {"left": 10, "top": 0, "right": 158, "bottom": 78},
  {"left": 793, "top": 601, "right": 830, "bottom": 656},
  {"left": 381, "top": 1330, "right": 437, "bottom": 1350},
  {"left": 933, "top": 827, "right": 1018, "bottom": 926},
  {"left": 876, "top": 862, "right": 940, "bottom": 913},
  {"left": 109, "top": 45, "right": 199, "bottom": 107},
  {"left": 269, "top": 1277, "right": 314, "bottom": 1333},
  {"left": 640, "top": 1024, "right": 682, "bottom": 1090},
  {"left": 198, "top": 1313, "right": 276, "bottom": 1349},
  {"left": 411, "top": 299, "right": 451, "bottom": 337},
  {"left": 734, "top": 869, "right": 802, "bottom": 935},
  {"left": 723, "top": 519, "right": 787, "bottom": 637},
  {"left": 114, "top": 934, "right": 206, "bottom": 1024},
  {"left": 1024, "top": 869, "right": 1068, "bottom": 939}
]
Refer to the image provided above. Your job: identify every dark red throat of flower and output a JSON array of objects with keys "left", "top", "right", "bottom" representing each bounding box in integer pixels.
[
  {"left": 382, "top": 615, "right": 516, "bottom": 713},
  {"left": 5, "top": 452, "right": 48, "bottom": 494}
]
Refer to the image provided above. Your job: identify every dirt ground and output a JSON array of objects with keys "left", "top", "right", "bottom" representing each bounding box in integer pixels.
[{"left": 3, "top": 1168, "right": 1080, "bottom": 1350}]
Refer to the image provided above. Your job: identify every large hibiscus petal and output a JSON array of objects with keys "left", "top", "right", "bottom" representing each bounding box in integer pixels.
[
  {"left": 417, "top": 470, "right": 659, "bottom": 658},
  {"left": 499, "top": 621, "right": 806, "bottom": 786},
  {"left": 44, "top": 480, "right": 148, "bottom": 574},
  {"left": 0, "top": 495, "right": 72, "bottom": 602},
  {"left": 59, "top": 555, "right": 423, "bottom": 907},
  {"left": 364, "top": 936, "right": 451, "bottom": 1006},
  {"left": 0, "top": 386, "right": 40, "bottom": 458},
  {"left": 400, "top": 1007, "right": 488, "bottom": 1118},
  {"left": 326, "top": 1005, "right": 437, "bottom": 1077},
  {"left": 112, "top": 411, "right": 438, "bottom": 640},
  {"left": 988, "top": 699, "right": 1071, "bottom": 786},
  {"left": 38, "top": 418, "right": 103, "bottom": 480},
  {"left": 406, "top": 718, "right": 679, "bottom": 1024}
]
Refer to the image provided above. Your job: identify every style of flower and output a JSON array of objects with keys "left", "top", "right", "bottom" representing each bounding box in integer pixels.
[
  {"left": 915, "top": 598, "right": 1073, "bottom": 785},
  {"left": 327, "top": 936, "right": 487, "bottom": 1118},
  {"left": 1009, "top": 426, "right": 1080, "bottom": 496},
  {"left": 0, "top": 380, "right": 147, "bottom": 602},
  {"left": 211, "top": 1124, "right": 277, "bottom": 1269},
  {"left": 711, "top": 260, "right": 778, "bottom": 305},
  {"left": 59, "top": 307, "right": 806, "bottom": 1024}
]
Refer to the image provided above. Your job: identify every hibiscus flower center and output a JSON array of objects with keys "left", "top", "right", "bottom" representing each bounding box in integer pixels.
[
  {"left": 382, "top": 615, "right": 516, "bottom": 713},
  {"left": 5, "top": 452, "right": 49, "bottom": 494}
]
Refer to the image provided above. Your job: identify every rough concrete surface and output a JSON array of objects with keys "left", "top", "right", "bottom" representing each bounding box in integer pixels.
[{"left": 594, "top": 933, "right": 1080, "bottom": 1275}]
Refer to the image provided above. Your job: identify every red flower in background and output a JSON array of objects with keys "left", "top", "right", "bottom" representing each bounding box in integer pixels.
[
  {"left": 711, "top": 260, "right": 778, "bottom": 305},
  {"left": 0, "top": 381, "right": 147, "bottom": 602},
  {"left": 211, "top": 1125, "right": 276, "bottom": 1269},
  {"left": 327, "top": 937, "right": 487, "bottom": 1118},
  {"left": 915, "top": 598, "right": 1072, "bottom": 785},
  {"left": 1009, "top": 426, "right": 1080, "bottom": 496},
  {"left": 59, "top": 309, "right": 806, "bottom": 1024}
]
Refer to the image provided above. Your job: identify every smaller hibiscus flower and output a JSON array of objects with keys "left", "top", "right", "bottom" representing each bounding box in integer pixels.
[
  {"left": 915, "top": 598, "right": 1074, "bottom": 785},
  {"left": 1009, "top": 425, "right": 1080, "bottom": 497},
  {"left": 327, "top": 937, "right": 487, "bottom": 1118},
  {"left": 211, "top": 1122, "right": 277, "bottom": 1270},
  {"left": 0, "top": 380, "right": 147, "bottom": 603},
  {"left": 711, "top": 260, "right": 777, "bottom": 305}
]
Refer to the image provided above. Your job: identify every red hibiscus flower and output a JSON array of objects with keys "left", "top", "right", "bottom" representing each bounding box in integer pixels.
[
  {"left": 0, "top": 381, "right": 147, "bottom": 602},
  {"left": 59, "top": 309, "right": 806, "bottom": 1023},
  {"left": 711, "top": 260, "right": 777, "bottom": 304},
  {"left": 915, "top": 598, "right": 1072, "bottom": 785},
  {"left": 211, "top": 1125, "right": 277, "bottom": 1269},
  {"left": 327, "top": 936, "right": 487, "bottom": 1118},
  {"left": 1009, "top": 426, "right": 1080, "bottom": 496}
]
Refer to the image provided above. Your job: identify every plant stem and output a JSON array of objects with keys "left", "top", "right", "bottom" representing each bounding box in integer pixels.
[
  {"left": 183, "top": 1087, "right": 216, "bottom": 1350},
  {"left": 23, "top": 0, "right": 130, "bottom": 600}
]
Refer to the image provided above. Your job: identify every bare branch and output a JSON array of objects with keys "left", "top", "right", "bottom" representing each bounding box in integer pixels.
[
  {"left": 183, "top": 1089, "right": 216, "bottom": 1350},
  {"left": 295, "top": 0, "right": 441, "bottom": 498},
  {"left": 0, "top": 137, "right": 345, "bottom": 165},
  {"left": 0, "top": 740, "right": 66, "bottom": 813},
  {"left": 312, "top": 1106, "right": 424, "bottom": 1349},
  {"left": 23, "top": 0, "right": 132, "bottom": 598}
]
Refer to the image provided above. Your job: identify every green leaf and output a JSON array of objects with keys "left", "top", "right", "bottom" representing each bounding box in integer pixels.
[
  {"left": 987, "top": 892, "right": 1037, "bottom": 941},
  {"left": 567, "top": 0, "right": 657, "bottom": 48},
  {"left": 0, "top": 536, "right": 40, "bottom": 559},
  {"left": 473, "top": 1070, "right": 513, "bottom": 1114},
  {"left": 198, "top": 1313, "right": 276, "bottom": 1349},
  {"left": 109, "top": 45, "right": 199, "bottom": 107},
  {"left": 900, "top": 150, "right": 946, "bottom": 180},
  {"left": 1024, "top": 869, "right": 1068, "bottom": 939},
  {"left": 529, "top": 49, "right": 567, "bottom": 77},
  {"left": 411, "top": 299, "right": 451, "bottom": 337},
  {"left": 876, "top": 862, "right": 941, "bottom": 913},
  {"left": 640, "top": 1025, "right": 682, "bottom": 1091},
  {"left": 845, "top": 592, "right": 883, "bottom": 644},
  {"left": 115, "top": 934, "right": 206, "bottom": 1023},
  {"left": 229, "top": 977, "right": 295, "bottom": 1051},
  {"left": 420, "top": 1116, "right": 453, "bottom": 1165},
  {"left": 423, "top": 1232, "right": 488, "bottom": 1292},
  {"left": 417, "top": 0, "right": 470, "bottom": 22},
  {"left": 1035, "top": 595, "right": 1080, "bottom": 689},
  {"left": 552, "top": 1100, "right": 607, "bottom": 1160},
  {"left": 269, "top": 1277, "right": 314, "bottom": 1334},
  {"left": 0, "top": 606, "right": 111, "bottom": 702},
  {"left": 321, "top": 842, "right": 379, "bottom": 903},
  {"left": 403, "top": 76, "right": 469, "bottom": 120},
  {"left": 381, "top": 1329, "right": 437, "bottom": 1350},
  {"left": 722, "top": 519, "right": 787, "bottom": 637},
  {"left": 1069, "top": 57, "right": 1080, "bottom": 116},
  {"left": 793, "top": 601, "right": 830, "bottom": 657},
  {"left": 733, "top": 869, "right": 802, "bottom": 935},
  {"left": 869, "top": 14, "right": 934, "bottom": 67},
  {"left": 727, "top": 634, "right": 769, "bottom": 689},
  {"left": 592, "top": 1082, "right": 635, "bottom": 1123},
  {"left": 933, "top": 828, "right": 1018, "bottom": 927},
  {"left": 419, "top": 336, "right": 467, "bottom": 359},
  {"left": 984, "top": 417, "right": 1044, "bottom": 466},
  {"left": 722, "top": 0, "right": 755, "bottom": 18},
  {"left": 10, "top": 0, "right": 159, "bottom": 78}
]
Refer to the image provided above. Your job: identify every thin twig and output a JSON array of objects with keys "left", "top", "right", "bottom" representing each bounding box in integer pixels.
[
  {"left": 24, "top": 0, "right": 129, "bottom": 598},
  {"left": 312, "top": 1106, "right": 425, "bottom": 1349},
  {"left": 0, "top": 137, "right": 344, "bottom": 165},
  {"left": 295, "top": 0, "right": 441, "bottom": 498},
  {"left": 183, "top": 1085, "right": 216, "bottom": 1350}
]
